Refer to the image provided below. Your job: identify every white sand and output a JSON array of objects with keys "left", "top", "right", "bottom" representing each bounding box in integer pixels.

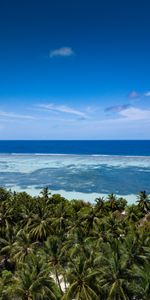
[{"left": 10, "top": 185, "right": 137, "bottom": 204}]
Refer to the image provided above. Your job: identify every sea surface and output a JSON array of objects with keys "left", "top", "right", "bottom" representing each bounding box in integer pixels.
[{"left": 0, "top": 140, "right": 150, "bottom": 203}]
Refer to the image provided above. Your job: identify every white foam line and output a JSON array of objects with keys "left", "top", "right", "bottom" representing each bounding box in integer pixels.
[{"left": 0, "top": 153, "right": 150, "bottom": 158}]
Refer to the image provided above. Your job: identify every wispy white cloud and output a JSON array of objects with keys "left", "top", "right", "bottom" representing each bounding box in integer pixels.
[
  {"left": 0, "top": 110, "right": 35, "bottom": 120},
  {"left": 144, "top": 91, "right": 150, "bottom": 97},
  {"left": 105, "top": 104, "right": 150, "bottom": 121},
  {"left": 128, "top": 90, "right": 150, "bottom": 99},
  {"left": 38, "top": 103, "right": 86, "bottom": 117},
  {"left": 1, "top": 104, "right": 150, "bottom": 139},
  {"left": 119, "top": 107, "right": 150, "bottom": 121},
  {"left": 49, "top": 47, "right": 74, "bottom": 58}
]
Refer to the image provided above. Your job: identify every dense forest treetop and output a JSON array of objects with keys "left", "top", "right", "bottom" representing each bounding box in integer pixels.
[{"left": 0, "top": 187, "right": 150, "bottom": 299}]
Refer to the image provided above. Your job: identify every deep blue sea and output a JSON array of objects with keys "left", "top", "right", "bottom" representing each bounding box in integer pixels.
[
  {"left": 0, "top": 140, "right": 150, "bottom": 156},
  {"left": 0, "top": 140, "right": 150, "bottom": 203}
]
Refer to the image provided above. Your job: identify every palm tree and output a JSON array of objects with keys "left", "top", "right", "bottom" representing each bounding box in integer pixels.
[
  {"left": 124, "top": 230, "right": 150, "bottom": 269},
  {"left": 107, "top": 193, "right": 118, "bottom": 211},
  {"left": 95, "top": 197, "right": 105, "bottom": 213},
  {"left": 98, "top": 240, "right": 132, "bottom": 300},
  {"left": 0, "top": 270, "right": 13, "bottom": 300},
  {"left": 27, "top": 204, "right": 52, "bottom": 241},
  {"left": 0, "top": 201, "right": 15, "bottom": 238},
  {"left": 136, "top": 191, "right": 150, "bottom": 213},
  {"left": 43, "top": 236, "right": 65, "bottom": 295},
  {"left": 0, "top": 187, "right": 12, "bottom": 202},
  {"left": 62, "top": 226, "right": 90, "bottom": 259},
  {"left": 78, "top": 207, "right": 101, "bottom": 235},
  {"left": 103, "top": 212, "right": 125, "bottom": 239},
  {"left": 6, "top": 254, "right": 61, "bottom": 300},
  {"left": 0, "top": 227, "right": 16, "bottom": 272},
  {"left": 130, "top": 263, "right": 150, "bottom": 300},
  {"left": 62, "top": 256, "right": 99, "bottom": 300},
  {"left": 1, "top": 187, "right": 150, "bottom": 300},
  {"left": 40, "top": 187, "right": 51, "bottom": 203},
  {"left": 50, "top": 202, "right": 70, "bottom": 235},
  {"left": 11, "top": 229, "right": 38, "bottom": 264},
  {"left": 125, "top": 204, "right": 143, "bottom": 227},
  {"left": 0, "top": 226, "right": 16, "bottom": 256}
]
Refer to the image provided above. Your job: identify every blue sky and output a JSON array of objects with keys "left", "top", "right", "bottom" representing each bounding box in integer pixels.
[{"left": 0, "top": 0, "right": 150, "bottom": 139}]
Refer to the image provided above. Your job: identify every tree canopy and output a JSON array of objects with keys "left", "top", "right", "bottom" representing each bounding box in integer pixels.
[{"left": 0, "top": 187, "right": 150, "bottom": 299}]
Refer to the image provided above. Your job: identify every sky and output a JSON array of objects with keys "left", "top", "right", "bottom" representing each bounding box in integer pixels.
[{"left": 0, "top": 0, "right": 150, "bottom": 139}]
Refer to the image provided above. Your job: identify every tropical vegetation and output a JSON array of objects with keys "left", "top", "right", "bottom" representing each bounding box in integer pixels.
[{"left": 0, "top": 187, "right": 150, "bottom": 299}]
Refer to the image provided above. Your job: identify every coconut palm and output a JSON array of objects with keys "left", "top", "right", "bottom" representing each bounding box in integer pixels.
[
  {"left": 0, "top": 188, "right": 12, "bottom": 203},
  {"left": 0, "top": 187, "right": 150, "bottom": 300},
  {"left": 0, "top": 270, "right": 13, "bottom": 300},
  {"left": 50, "top": 202, "right": 71, "bottom": 235},
  {"left": 6, "top": 254, "right": 61, "bottom": 300},
  {"left": 43, "top": 235, "right": 65, "bottom": 295},
  {"left": 11, "top": 229, "right": 38, "bottom": 264},
  {"left": 130, "top": 263, "right": 150, "bottom": 300},
  {"left": 136, "top": 191, "right": 150, "bottom": 213},
  {"left": 107, "top": 193, "right": 118, "bottom": 211},
  {"left": 102, "top": 212, "right": 125, "bottom": 239},
  {"left": 98, "top": 240, "right": 132, "bottom": 300},
  {"left": 0, "top": 227, "right": 16, "bottom": 272},
  {"left": 125, "top": 204, "right": 141, "bottom": 224},
  {"left": 27, "top": 203, "right": 52, "bottom": 241},
  {"left": 62, "top": 256, "right": 99, "bottom": 300},
  {"left": 123, "top": 231, "right": 149, "bottom": 269},
  {"left": 95, "top": 197, "right": 106, "bottom": 213},
  {"left": 0, "top": 202, "right": 15, "bottom": 238},
  {"left": 0, "top": 226, "right": 16, "bottom": 257},
  {"left": 62, "top": 225, "right": 90, "bottom": 260},
  {"left": 78, "top": 207, "right": 101, "bottom": 235}
]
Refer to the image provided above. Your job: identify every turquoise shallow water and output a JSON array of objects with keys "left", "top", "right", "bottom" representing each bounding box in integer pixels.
[{"left": 0, "top": 154, "right": 150, "bottom": 203}]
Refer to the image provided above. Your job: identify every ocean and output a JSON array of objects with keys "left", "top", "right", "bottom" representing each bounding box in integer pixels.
[
  {"left": 0, "top": 140, "right": 150, "bottom": 156},
  {"left": 0, "top": 140, "right": 150, "bottom": 203}
]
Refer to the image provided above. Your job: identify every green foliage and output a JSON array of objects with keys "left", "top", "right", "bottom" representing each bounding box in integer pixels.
[{"left": 0, "top": 187, "right": 150, "bottom": 299}]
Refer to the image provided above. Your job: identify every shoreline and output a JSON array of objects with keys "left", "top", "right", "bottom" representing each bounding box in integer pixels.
[
  {"left": 0, "top": 153, "right": 150, "bottom": 158},
  {"left": 9, "top": 185, "right": 137, "bottom": 204}
]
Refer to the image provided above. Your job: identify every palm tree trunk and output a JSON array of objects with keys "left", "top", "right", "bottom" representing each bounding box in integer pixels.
[
  {"left": 63, "top": 273, "right": 67, "bottom": 291},
  {"left": 55, "top": 268, "right": 63, "bottom": 295}
]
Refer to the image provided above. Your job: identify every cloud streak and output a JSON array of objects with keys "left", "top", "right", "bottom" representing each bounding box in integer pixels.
[
  {"left": 105, "top": 104, "right": 130, "bottom": 113},
  {"left": 119, "top": 107, "right": 150, "bottom": 121},
  {"left": 144, "top": 91, "right": 150, "bottom": 97},
  {"left": 38, "top": 104, "right": 86, "bottom": 117},
  {"left": 105, "top": 103, "right": 150, "bottom": 121},
  {"left": 49, "top": 47, "right": 74, "bottom": 58},
  {"left": 128, "top": 90, "right": 150, "bottom": 99},
  {"left": 0, "top": 111, "right": 35, "bottom": 120}
]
